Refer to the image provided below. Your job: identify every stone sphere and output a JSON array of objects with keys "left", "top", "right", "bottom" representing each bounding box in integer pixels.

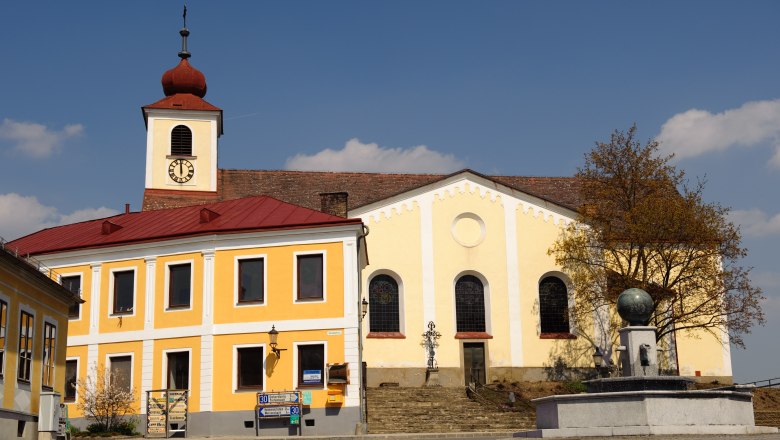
[{"left": 616, "top": 288, "right": 654, "bottom": 326}]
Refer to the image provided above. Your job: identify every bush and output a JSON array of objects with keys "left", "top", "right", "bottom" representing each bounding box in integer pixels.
[
  {"left": 86, "top": 423, "right": 107, "bottom": 433},
  {"left": 563, "top": 380, "right": 587, "bottom": 394}
]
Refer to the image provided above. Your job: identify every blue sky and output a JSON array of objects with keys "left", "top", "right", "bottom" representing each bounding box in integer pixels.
[{"left": 1, "top": 1, "right": 778, "bottom": 382}]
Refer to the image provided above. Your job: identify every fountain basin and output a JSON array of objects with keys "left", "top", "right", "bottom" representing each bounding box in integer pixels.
[{"left": 583, "top": 376, "right": 693, "bottom": 393}]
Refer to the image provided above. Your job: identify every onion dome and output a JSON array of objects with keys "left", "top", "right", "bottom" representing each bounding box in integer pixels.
[
  {"left": 160, "top": 7, "right": 207, "bottom": 98},
  {"left": 161, "top": 58, "right": 207, "bottom": 97}
]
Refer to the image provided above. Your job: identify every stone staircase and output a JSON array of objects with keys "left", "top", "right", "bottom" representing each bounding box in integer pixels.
[{"left": 366, "top": 386, "right": 536, "bottom": 433}]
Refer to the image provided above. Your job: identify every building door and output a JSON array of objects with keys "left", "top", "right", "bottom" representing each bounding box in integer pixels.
[
  {"left": 463, "top": 342, "right": 486, "bottom": 386},
  {"left": 167, "top": 351, "right": 189, "bottom": 390}
]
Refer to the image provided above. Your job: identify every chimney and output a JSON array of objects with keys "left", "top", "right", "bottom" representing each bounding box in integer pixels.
[
  {"left": 319, "top": 192, "right": 349, "bottom": 218},
  {"left": 125, "top": 203, "right": 131, "bottom": 214}
]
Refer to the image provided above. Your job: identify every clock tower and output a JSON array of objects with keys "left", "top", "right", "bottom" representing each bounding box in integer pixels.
[{"left": 142, "top": 13, "right": 222, "bottom": 197}]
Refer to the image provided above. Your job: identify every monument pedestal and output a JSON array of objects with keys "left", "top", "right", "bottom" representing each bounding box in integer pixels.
[
  {"left": 619, "top": 326, "right": 658, "bottom": 377},
  {"left": 424, "top": 368, "right": 441, "bottom": 387}
]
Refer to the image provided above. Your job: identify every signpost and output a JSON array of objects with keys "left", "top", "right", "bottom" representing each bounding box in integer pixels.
[
  {"left": 146, "top": 389, "right": 189, "bottom": 438},
  {"left": 255, "top": 391, "right": 303, "bottom": 436}
]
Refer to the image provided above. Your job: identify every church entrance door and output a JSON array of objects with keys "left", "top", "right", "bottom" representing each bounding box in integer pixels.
[{"left": 463, "top": 342, "right": 486, "bottom": 386}]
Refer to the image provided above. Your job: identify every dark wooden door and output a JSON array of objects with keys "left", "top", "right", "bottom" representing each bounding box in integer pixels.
[{"left": 463, "top": 342, "right": 486, "bottom": 386}]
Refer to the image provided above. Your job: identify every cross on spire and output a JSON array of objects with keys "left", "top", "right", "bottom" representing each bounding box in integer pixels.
[{"left": 178, "top": 4, "right": 191, "bottom": 59}]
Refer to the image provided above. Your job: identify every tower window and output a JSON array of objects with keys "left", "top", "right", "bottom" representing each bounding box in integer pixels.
[{"left": 171, "top": 125, "right": 193, "bottom": 156}]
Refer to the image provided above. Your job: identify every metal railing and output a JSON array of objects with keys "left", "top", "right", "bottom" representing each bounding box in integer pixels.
[{"left": 0, "top": 236, "right": 63, "bottom": 282}]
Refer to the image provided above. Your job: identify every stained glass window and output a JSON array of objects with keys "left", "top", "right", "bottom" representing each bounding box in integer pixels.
[
  {"left": 369, "top": 275, "right": 400, "bottom": 333},
  {"left": 455, "top": 275, "right": 486, "bottom": 333},
  {"left": 539, "top": 276, "right": 570, "bottom": 334}
]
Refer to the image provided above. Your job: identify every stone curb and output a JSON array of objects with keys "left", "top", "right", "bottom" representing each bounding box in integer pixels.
[{"left": 184, "top": 432, "right": 516, "bottom": 440}]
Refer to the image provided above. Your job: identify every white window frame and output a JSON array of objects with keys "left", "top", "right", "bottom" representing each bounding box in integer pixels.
[
  {"left": 292, "top": 251, "right": 327, "bottom": 304},
  {"left": 0, "top": 290, "right": 9, "bottom": 381},
  {"left": 161, "top": 348, "right": 192, "bottom": 390},
  {"left": 64, "top": 357, "right": 80, "bottom": 403},
  {"left": 164, "top": 259, "right": 194, "bottom": 312},
  {"left": 232, "top": 343, "right": 266, "bottom": 393},
  {"left": 234, "top": 255, "right": 267, "bottom": 307},
  {"left": 59, "top": 272, "right": 83, "bottom": 322},
  {"left": 40, "top": 316, "right": 57, "bottom": 390},
  {"left": 16, "top": 305, "right": 36, "bottom": 386},
  {"left": 293, "top": 341, "right": 328, "bottom": 390},
  {"left": 108, "top": 267, "right": 137, "bottom": 317},
  {"left": 106, "top": 352, "right": 134, "bottom": 392}
]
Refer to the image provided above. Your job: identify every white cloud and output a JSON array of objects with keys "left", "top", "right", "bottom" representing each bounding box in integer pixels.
[
  {"left": 285, "top": 138, "right": 465, "bottom": 173},
  {"left": 0, "top": 193, "right": 118, "bottom": 241},
  {"left": 728, "top": 208, "right": 780, "bottom": 238},
  {"left": 657, "top": 99, "right": 780, "bottom": 166},
  {"left": 0, "top": 118, "right": 84, "bottom": 158}
]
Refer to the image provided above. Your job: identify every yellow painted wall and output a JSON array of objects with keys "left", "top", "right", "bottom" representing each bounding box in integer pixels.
[
  {"left": 212, "top": 329, "right": 346, "bottom": 411},
  {"left": 213, "top": 242, "right": 345, "bottom": 324},
  {"left": 676, "top": 327, "right": 729, "bottom": 378},
  {"left": 154, "top": 253, "right": 203, "bottom": 329},
  {"left": 63, "top": 345, "right": 89, "bottom": 418},
  {"left": 361, "top": 203, "right": 423, "bottom": 367},
  {"left": 99, "top": 260, "right": 146, "bottom": 334},
  {"left": 149, "top": 118, "right": 215, "bottom": 192},
  {"left": 153, "top": 337, "right": 201, "bottom": 412},
  {"left": 97, "top": 341, "right": 144, "bottom": 414}
]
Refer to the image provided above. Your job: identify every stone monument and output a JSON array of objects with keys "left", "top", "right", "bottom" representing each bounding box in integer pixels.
[{"left": 514, "top": 288, "right": 778, "bottom": 438}]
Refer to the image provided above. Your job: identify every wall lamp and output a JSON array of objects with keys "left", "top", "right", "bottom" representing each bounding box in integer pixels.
[
  {"left": 269, "top": 325, "right": 287, "bottom": 358},
  {"left": 361, "top": 298, "right": 369, "bottom": 319}
]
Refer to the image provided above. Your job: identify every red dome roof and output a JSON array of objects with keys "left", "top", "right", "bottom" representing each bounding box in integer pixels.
[{"left": 161, "top": 58, "right": 207, "bottom": 98}]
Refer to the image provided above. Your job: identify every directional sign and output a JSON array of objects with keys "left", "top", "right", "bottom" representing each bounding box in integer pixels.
[
  {"left": 257, "top": 392, "right": 300, "bottom": 405},
  {"left": 257, "top": 406, "right": 300, "bottom": 418},
  {"left": 290, "top": 414, "right": 300, "bottom": 425}
]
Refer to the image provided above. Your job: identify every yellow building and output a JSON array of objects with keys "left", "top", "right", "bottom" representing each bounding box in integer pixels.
[
  {"left": 0, "top": 241, "right": 80, "bottom": 439},
  {"left": 9, "top": 197, "right": 367, "bottom": 436}
]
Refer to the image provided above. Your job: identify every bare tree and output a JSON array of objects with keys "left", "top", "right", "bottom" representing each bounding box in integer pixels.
[
  {"left": 76, "top": 365, "right": 136, "bottom": 432},
  {"left": 549, "top": 125, "right": 764, "bottom": 365}
]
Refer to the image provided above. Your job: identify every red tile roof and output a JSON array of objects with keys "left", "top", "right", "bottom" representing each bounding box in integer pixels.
[
  {"left": 10, "top": 196, "right": 362, "bottom": 257},
  {"left": 143, "top": 93, "right": 222, "bottom": 112},
  {"left": 143, "top": 169, "right": 583, "bottom": 213}
]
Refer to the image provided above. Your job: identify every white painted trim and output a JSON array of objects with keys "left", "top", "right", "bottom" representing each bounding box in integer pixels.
[
  {"left": 504, "top": 199, "right": 524, "bottom": 366},
  {"left": 144, "top": 108, "right": 222, "bottom": 121},
  {"left": 419, "top": 193, "right": 436, "bottom": 326},
  {"left": 232, "top": 343, "right": 266, "bottom": 393},
  {"left": 87, "top": 344, "right": 98, "bottom": 378},
  {"left": 40, "top": 316, "right": 58, "bottom": 389},
  {"left": 343, "top": 240, "right": 357, "bottom": 320},
  {"left": 233, "top": 254, "right": 267, "bottom": 307},
  {"left": 107, "top": 267, "right": 137, "bottom": 317},
  {"left": 64, "top": 356, "right": 80, "bottom": 404},
  {"left": 351, "top": 172, "right": 578, "bottom": 225},
  {"left": 163, "top": 259, "right": 194, "bottom": 312},
  {"left": 16, "top": 304, "right": 36, "bottom": 384},
  {"left": 68, "top": 317, "right": 354, "bottom": 346},
  {"left": 293, "top": 341, "right": 328, "bottom": 390},
  {"left": 58, "top": 271, "right": 83, "bottom": 322},
  {"left": 365, "top": 270, "right": 405, "bottom": 334},
  {"left": 141, "top": 339, "right": 154, "bottom": 414},
  {"left": 199, "top": 335, "right": 213, "bottom": 411},
  {"left": 34, "top": 225, "right": 362, "bottom": 269},
  {"left": 202, "top": 251, "right": 215, "bottom": 325},
  {"left": 0, "top": 291, "right": 9, "bottom": 379},
  {"left": 162, "top": 348, "right": 192, "bottom": 390},
  {"left": 292, "top": 251, "right": 327, "bottom": 304},
  {"left": 106, "top": 352, "right": 135, "bottom": 391},
  {"left": 89, "top": 264, "right": 101, "bottom": 335},
  {"left": 144, "top": 258, "right": 156, "bottom": 330},
  {"left": 210, "top": 119, "right": 218, "bottom": 191}
]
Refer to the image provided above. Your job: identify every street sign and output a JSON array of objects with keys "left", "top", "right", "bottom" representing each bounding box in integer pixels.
[
  {"left": 290, "top": 414, "right": 300, "bottom": 425},
  {"left": 258, "top": 406, "right": 299, "bottom": 417},
  {"left": 257, "top": 391, "right": 300, "bottom": 405}
]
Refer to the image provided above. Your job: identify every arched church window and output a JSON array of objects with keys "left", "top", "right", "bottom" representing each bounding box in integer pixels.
[
  {"left": 455, "top": 275, "right": 485, "bottom": 333},
  {"left": 539, "top": 276, "right": 570, "bottom": 334},
  {"left": 171, "top": 125, "right": 193, "bottom": 156},
  {"left": 369, "top": 275, "right": 400, "bottom": 333}
]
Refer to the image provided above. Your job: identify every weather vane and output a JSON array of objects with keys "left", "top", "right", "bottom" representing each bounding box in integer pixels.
[
  {"left": 178, "top": 3, "right": 191, "bottom": 59},
  {"left": 183, "top": 4, "right": 187, "bottom": 28}
]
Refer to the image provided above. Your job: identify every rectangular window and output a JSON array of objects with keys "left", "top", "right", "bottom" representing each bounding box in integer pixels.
[
  {"left": 109, "top": 355, "right": 132, "bottom": 393},
  {"left": 297, "top": 254, "right": 323, "bottom": 300},
  {"left": 238, "top": 258, "right": 264, "bottom": 303},
  {"left": 42, "top": 323, "right": 56, "bottom": 389},
  {"left": 0, "top": 300, "right": 6, "bottom": 378},
  {"left": 62, "top": 275, "right": 81, "bottom": 319},
  {"left": 236, "top": 346, "right": 263, "bottom": 390},
  {"left": 113, "top": 270, "right": 134, "bottom": 315},
  {"left": 65, "top": 360, "right": 77, "bottom": 402},
  {"left": 18, "top": 311, "right": 33, "bottom": 382},
  {"left": 168, "top": 263, "right": 191, "bottom": 308},
  {"left": 298, "top": 344, "right": 324, "bottom": 388},
  {"left": 167, "top": 351, "right": 189, "bottom": 390}
]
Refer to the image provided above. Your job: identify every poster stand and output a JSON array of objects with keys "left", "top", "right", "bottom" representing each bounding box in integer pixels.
[{"left": 146, "top": 389, "right": 189, "bottom": 438}]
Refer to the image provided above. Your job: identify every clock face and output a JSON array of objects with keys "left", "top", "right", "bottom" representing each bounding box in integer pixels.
[{"left": 169, "top": 159, "right": 195, "bottom": 183}]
